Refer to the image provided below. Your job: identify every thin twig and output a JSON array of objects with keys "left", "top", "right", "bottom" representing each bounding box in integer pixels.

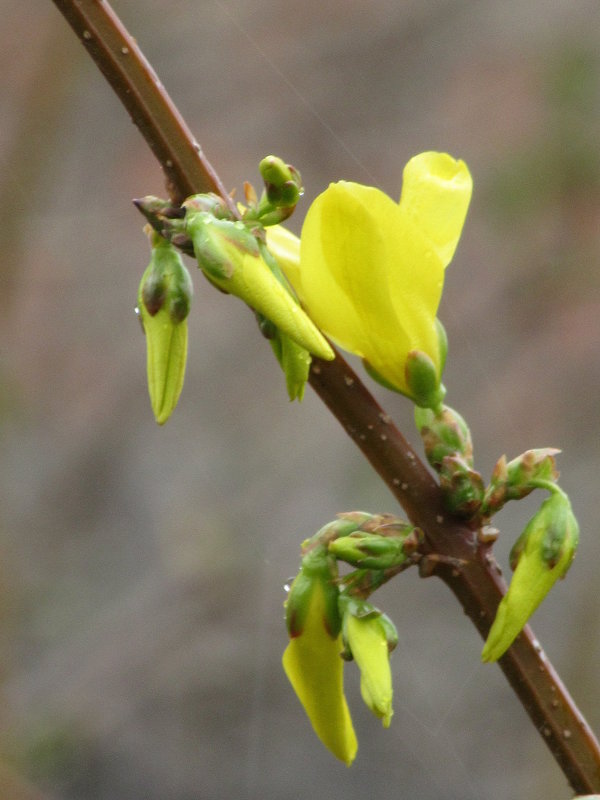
[{"left": 50, "top": 0, "right": 600, "bottom": 792}]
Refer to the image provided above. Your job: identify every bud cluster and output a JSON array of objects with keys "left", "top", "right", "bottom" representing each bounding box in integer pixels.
[{"left": 282, "top": 511, "right": 422, "bottom": 763}]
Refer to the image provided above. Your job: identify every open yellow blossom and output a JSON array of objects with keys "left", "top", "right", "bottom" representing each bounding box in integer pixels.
[
  {"left": 282, "top": 581, "right": 357, "bottom": 765},
  {"left": 267, "top": 152, "right": 472, "bottom": 404}
]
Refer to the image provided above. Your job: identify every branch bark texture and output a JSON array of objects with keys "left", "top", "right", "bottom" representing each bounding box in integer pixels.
[{"left": 51, "top": 0, "right": 600, "bottom": 793}]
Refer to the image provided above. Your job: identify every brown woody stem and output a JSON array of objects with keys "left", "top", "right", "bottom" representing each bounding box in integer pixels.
[{"left": 51, "top": 0, "right": 600, "bottom": 792}]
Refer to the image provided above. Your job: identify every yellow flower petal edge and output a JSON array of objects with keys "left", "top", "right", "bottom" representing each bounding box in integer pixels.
[
  {"left": 345, "top": 614, "right": 393, "bottom": 728},
  {"left": 268, "top": 152, "right": 472, "bottom": 401},
  {"left": 282, "top": 583, "right": 357, "bottom": 765},
  {"left": 400, "top": 151, "right": 472, "bottom": 268}
]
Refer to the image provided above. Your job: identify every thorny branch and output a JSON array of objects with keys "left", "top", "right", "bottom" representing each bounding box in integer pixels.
[{"left": 51, "top": 0, "right": 600, "bottom": 793}]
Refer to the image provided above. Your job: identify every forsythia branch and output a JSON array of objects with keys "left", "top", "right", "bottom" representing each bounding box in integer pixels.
[{"left": 50, "top": 0, "right": 600, "bottom": 792}]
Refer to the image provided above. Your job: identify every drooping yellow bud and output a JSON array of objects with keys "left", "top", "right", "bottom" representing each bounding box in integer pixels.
[
  {"left": 482, "top": 492, "right": 579, "bottom": 662},
  {"left": 282, "top": 580, "right": 357, "bottom": 765},
  {"left": 343, "top": 608, "right": 395, "bottom": 728}
]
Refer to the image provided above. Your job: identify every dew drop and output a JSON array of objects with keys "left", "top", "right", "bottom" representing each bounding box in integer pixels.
[{"left": 134, "top": 306, "right": 145, "bottom": 333}]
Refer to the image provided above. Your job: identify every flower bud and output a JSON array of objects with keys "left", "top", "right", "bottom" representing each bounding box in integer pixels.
[
  {"left": 340, "top": 597, "right": 396, "bottom": 727},
  {"left": 283, "top": 546, "right": 357, "bottom": 764},
  {"left": 414, "top": 404, "right": 474, "bottom": 470},
  {"left": 438, "top": 455, "right": 484, "bottom": 518},
  {"left": 483, "top": 449, "right": 561, "bottom": 516},
  {"left": 138, "top": 236, "right": 193, "bottom": 425},
  {"left": 329, "top": 527, "right": 416, "bottom": 570},
  {"left": 259, "top": 155, "right": 303, "bottom": 210},
  {"left": 185, "top": 210, "right": 334, "bottom": 361},
  {"left": 481, "top": 491, "right": 579, "bottom": 662}
]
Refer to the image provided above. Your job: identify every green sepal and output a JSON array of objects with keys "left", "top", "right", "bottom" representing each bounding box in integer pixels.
[
  {"left": 404, "top": 349, "right": 446, "bottom": 410},
  {"left": 286, "top": 546, "right": 341, "bottom": 639}
]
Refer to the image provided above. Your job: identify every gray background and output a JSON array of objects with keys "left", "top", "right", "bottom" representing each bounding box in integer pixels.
[{"left": 2, "top": 1, "right": 600, "bottom": 798}]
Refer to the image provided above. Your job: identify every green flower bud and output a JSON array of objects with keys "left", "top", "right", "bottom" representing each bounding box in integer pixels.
[
  {"left": 329, "top": 527, "right": 416, "bottom": 570},
  {"left": 404, "top": 349, "right": 446, "bottom": 410},
  {"left": 414, "top": 404, "right": 474, "bottom": 469},
  {"left": 182, "top": 192, "right": 233, "bottom": 220},
  {"left": 438, "top": 455, "right": 484, "bottom": 518},
  {"left": 138, "top": 236, "right": 193, "bottom": 425},
  {"left": 481, "top": 491, "right": 579, "bottom": 662},
  {"left": 185, "top": 210, "right": 334, "bottom": 362},
  {"left": 483, "top": 449, "right": 561, "bottom": 516},
  {"left": 259, "top": 155, "right": 303, "bottom": 210},
  {"left": 340, "top": 597, "right": 396, "bottom": 727}
]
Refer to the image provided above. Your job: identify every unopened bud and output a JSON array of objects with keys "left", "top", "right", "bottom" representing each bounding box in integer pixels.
[
  {"left": 340, "top": 596, "right": 396, "bottom": 727},
  {"left": 483, "top": 449, "right": 561, "bottom": 517},
  {"left": 185, "top": 210, "right": 334, "bottom": 361},
  {"left": 482, "top": 491, "right": 578, "bottom": 662},
  {"left": 259, "top": 155, "right": 303, "bottom": 211},
  {"left": 282, "top": 545, "right": 357, "bottom": 764},
  {"left": 415, "top": 404, "right": 474, "bottom": 469},
  {"left": 329, "top": 528, "right": 415, "bottom": 570},
  {"left": 439, "top": 455, "right": 484, "bottom": 518},
  {"left": 137, "top": 235, "right": 193, "bottom": 424}
]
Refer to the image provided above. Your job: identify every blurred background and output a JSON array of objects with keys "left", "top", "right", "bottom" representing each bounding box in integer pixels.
[{"left": 2, "top": 1, "right": 600, "bottom": 798}]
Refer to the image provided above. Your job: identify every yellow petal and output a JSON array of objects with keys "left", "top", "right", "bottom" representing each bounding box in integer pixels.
[
  {"left": 345, "top": 615, "right": 393, "bottom": 727},
  {"left": 282, "top": 585, "right": 357, "bottom": 765},
  {"left": 140, "top": 305, "right": 188, "bottom": 425},
  {"left": 399, "top": 151, "right": 472, "bottom": 269},
  {"left": 300, "top": 182, "right": 408, "bottom": 362},
  {"left": 265, "top": 225, "right": 303, "bottom": 299},
  {"left": 300, "top": 181, "right": 444, "bottom": 392}
]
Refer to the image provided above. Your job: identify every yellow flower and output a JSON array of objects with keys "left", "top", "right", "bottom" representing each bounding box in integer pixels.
[
  {"left": 343, "top": 610, "right": 395, "bottom": 728},
  {"left": 267, "top": 152, "right": 472, "bottom": 404},
  {"left": 282, "top": 581, "right": 357, "bottom": 765}
]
